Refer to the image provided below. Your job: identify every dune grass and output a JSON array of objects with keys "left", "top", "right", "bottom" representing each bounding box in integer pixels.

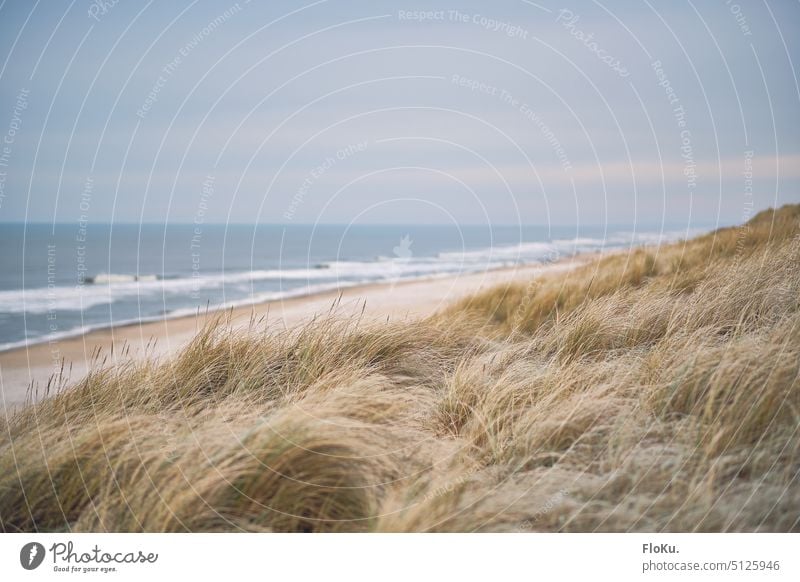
[{"left": 1, "top": 205, "right": 798, "bottom": 532}]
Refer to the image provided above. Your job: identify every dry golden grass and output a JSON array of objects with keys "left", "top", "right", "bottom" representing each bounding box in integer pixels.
[{"left": 1, "top": 205, "right": 798, "bottom": 532}]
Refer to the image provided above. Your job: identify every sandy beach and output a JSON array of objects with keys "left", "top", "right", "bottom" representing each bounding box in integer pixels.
[{"left": 0, "top": 259, "right": 585, "bottom": 413}]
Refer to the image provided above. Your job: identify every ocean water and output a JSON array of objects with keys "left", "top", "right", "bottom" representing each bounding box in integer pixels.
[{"left": 0, "top": 223, "right": 694, "bottom": 351}]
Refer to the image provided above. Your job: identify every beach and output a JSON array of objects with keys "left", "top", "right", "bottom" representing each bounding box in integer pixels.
[
  {"left": 0, "top": 258, "right": 585, "bottom": 413},
  {"left": 3, "top": 206, "right": 798, "bottom": 534}
]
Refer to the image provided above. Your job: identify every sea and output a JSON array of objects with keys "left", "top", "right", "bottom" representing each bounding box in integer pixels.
[{"left": 0, "top": 222, "right": 702, "bottom": 351}]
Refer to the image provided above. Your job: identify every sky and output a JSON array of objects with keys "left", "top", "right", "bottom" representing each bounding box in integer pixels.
[{"left": 0, "top": 0, "right": 798, "bottom": 227}]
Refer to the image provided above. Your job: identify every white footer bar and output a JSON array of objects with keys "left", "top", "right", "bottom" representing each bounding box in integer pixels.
[{"left": 1, "top": 533, "right": 797, "bottom": 581}]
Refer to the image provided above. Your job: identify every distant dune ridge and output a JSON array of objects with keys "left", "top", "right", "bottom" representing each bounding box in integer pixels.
[{"left": 1, "top": 205, "right": 798, "bottom": 532}]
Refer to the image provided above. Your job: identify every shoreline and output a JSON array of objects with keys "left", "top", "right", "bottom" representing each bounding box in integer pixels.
[{"left": 0, "top": 255, "right": 595, "bottom": 413}]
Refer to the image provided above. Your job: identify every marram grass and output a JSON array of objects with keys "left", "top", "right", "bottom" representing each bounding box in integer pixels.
[{"left": 1, "top": 205, "right": 798, "bottom": 532}]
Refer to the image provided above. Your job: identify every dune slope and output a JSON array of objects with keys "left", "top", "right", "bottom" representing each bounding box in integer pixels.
[{"left": 1, "top": 205, "right": 798, "bottom": 532}]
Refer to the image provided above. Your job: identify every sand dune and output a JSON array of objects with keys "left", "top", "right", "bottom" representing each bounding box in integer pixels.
[{"left": 2, "top": 206, "right": 797, "bottom": 532}]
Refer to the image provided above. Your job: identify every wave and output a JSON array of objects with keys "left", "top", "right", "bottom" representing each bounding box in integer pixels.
[
  {"left": 87, "top": 273, "right": 159, "bottom": 284},
  {"left": 0, "top": 231, "right": 697, "bottom": 316},
  {"left": 0, "top": 259, "right": 474, "bottom": 315},
  {"left": 436, "top": 229, "right": 692, "bottom": 263},
  {"left": 0, "top": 229, "right": 703, "bottom": 350},
  {"left": 0, "top": 279, "right": 368, "bottom": 352},
  {"left": 0, "top": 273, "right": 462, "bottom": 352}
]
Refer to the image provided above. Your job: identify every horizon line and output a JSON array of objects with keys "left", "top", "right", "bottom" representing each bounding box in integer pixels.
[{"left": 0, "top": 220, "right": 724, "bottom": 227}]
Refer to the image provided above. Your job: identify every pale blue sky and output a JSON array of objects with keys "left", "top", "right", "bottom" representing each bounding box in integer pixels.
[{"left": 0, "top": 0, "right": 798, "bottom": 226}]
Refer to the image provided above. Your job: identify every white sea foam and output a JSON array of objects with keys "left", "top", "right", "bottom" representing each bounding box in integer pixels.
[{"left": 0, "top": 230, "right": 700, "bottom": 350}]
